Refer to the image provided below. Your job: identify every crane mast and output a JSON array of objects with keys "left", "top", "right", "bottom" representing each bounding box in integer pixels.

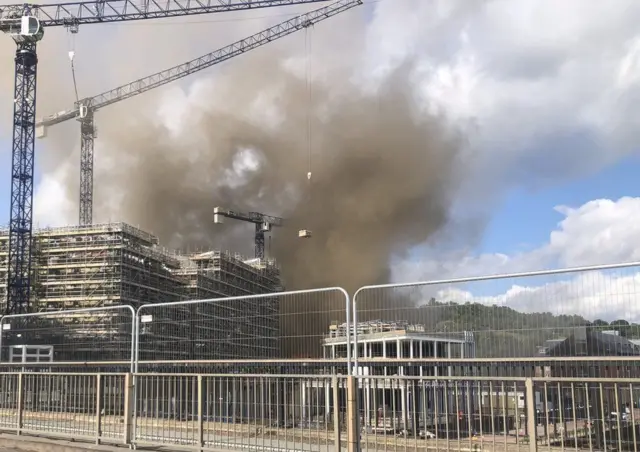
[
  {"left": 214, "top": 207, "right": 283, "bottom": 260},
  {"left": 0, "top": 0, "right": 333, "bottom": 315},
  {"left": 79, "top": 111, "right": 95, "bottom": 225},
  {"left": 35, "top": 0, "right": 363, "bottom": 227}
]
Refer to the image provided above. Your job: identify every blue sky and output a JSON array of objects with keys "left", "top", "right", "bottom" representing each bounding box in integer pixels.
[{"left": 479, "top": 155, "right": 640, "bottom": 256}]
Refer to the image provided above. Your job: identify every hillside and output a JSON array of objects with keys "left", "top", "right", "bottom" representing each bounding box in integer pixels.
[{"left": 359, "top": 297, "right": 637, "bottom": 358}]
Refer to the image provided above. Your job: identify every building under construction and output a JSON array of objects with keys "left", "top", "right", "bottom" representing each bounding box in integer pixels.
[{"left": 0, "top": 223, "right": 281, "bottom": 362}]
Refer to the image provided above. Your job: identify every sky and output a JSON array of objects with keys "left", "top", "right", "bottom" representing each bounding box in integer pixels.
[{"left": 1, "top": 0, "right": 640, "bottom": 323}]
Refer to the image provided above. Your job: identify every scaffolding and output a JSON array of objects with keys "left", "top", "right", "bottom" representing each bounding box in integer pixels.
[
  {"left": 138, "top": 250, "right": 281, "bottom": 361},
  {"left": 0, "top": 223, "right": 282, "bottom": 361},
  {"left": 0, "top": 223, "right": 184, "bottom": 310}
]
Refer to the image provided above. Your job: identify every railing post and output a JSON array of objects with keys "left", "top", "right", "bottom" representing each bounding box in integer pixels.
[
  {"left": 525, "top": 378, "right": 537, "bottom": 452},
  {"left": 333, "top": 376, "right": 341, "bottom": 450},
  {"left": 16, "top": 372, "right": 24, "bottom": 435},
  {"left": 346, "top": 375, "right": 359, "bottom": 452},
  {"left": 123, "top": 373, "right": 134, "bottom": 445},
  {"left": 198, "top": 375, "right": 204, "bottom": 451},
  {"left": 95, "top": 374, "right": 102, "bottom": 444}
]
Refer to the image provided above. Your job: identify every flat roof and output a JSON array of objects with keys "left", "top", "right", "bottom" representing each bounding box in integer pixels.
[{"left": 323, "top": 330, "right": 468, "bottom": 345}]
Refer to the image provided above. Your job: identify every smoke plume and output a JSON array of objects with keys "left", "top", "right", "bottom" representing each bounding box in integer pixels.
[{"left": 90, "top": 52, "right": 464, "bottom": 292}]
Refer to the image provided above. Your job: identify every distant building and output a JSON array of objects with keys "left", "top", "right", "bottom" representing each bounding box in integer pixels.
[
  {"left": 535, "top": 327, "right": 640, "bottom": 378},
  {"left": 316, "top": 320, "right": 476, "bottom": 430},
  {"left": 533, "top": 328, "right": 640, "bottom": 416},
  {"left": 323, "top": 320, "right": 475, "bottom": 375}
]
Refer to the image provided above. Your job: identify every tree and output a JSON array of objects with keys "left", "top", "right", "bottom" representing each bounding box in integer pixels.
[{"left": 610, "top": 319, "right": 631, "bottom": 337}]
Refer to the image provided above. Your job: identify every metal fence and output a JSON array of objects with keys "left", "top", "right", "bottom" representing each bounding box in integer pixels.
[
  {"left": 0, "top": 371, "right": 638, "bottom": 451},
  {"left": 355, "top": 374, "right": 640, "bottom": 452},
  {"left": 0, "top": 261, "right": 639, "bottom": 373},
  {"left": 0, "top": 305, "right": 136, "bottom": 370},
  {"left": 134, "top": 287, "right": 351, "bottom": 372},
  {"left": 0, "top": 287, "right": 350, "bottom": 372},
  {"left": 352, "top": 261, "right": 640, "bottom": 370}
]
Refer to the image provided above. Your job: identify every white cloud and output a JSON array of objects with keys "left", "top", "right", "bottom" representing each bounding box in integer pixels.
[
  {"left": 33, "top": 164, "right": 76, "bottom": 228},
  {"left": 549, "top": 197, "right": 640, "bottom": 266},
  {"left": 371, "top": 0, "right": 640, "bottom": 205},
  {"left": 392, "top": 196, "right": 640, "bottom": 322}
]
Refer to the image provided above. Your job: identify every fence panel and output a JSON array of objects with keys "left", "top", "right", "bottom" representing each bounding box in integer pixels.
[
  {"left": 353, "top": 374, "right": 639, "bottom": 452},
  {"left": 355, "top": 375, "right": 533, "bottom": 452},
  {"left": 135, "top": 287, "right": 351, "bottom": 372},
  {"left": 0, "top": 373, "right": 19, "bottom": 430},
  {"left": 0, "top": 372, "right": 127, "bottom": 444},
  {"left": 133, "top": 373, "right": 348, "bottom": 451},
  {"left": 530, "top": 377, "right": 640, "bottom": 451},
  {"left": 353, "top": 262, "right": 640, "bottom": 367},
  {"left": 0, "top": 306, "right": 136, "bottom": 369}
]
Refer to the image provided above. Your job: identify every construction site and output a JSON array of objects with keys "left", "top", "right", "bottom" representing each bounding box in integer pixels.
[
  {"left": 0, "top": 0, "right": 367, "bottom": 368},
  {"left": 0, "top": 222, "right": 281, "bottom": 361}
]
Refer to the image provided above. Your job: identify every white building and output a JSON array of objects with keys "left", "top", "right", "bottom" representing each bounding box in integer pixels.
[{"left": 316, "top": 321, "right": 477, "bottom": 431}]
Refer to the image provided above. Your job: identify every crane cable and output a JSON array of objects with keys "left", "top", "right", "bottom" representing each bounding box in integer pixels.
[
  {"left": 67, "top": 29, "right": 80, "bottom": 103},
  {"left": 305, "top": 26, "right": 312, "bottom": 198}
]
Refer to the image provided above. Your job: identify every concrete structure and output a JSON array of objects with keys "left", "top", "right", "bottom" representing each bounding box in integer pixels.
[
  {"left": 323, "top": 320, "right": 476, "bottom": 376},
  {"left": 317, "top": 321, "right": 477, "bottom": 431},
  {"left": 0, "top": 223, "right": 281, "bottom": 361}
]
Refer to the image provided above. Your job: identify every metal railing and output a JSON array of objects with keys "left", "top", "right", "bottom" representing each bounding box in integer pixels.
[{"left": 0, "top": 371, "right": 638, "bottom": 451}]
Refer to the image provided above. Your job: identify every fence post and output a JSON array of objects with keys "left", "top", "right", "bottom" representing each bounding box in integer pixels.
[
  {"left": 198, "top": 375, "right": 204, "bottom": 451},
  {"left": 346, "top": 375, "right": 359, "bottom": 452},
  {"left": 16, "top": 372, "right": 24, "bottom": 435},
  {"left": 333, "top": 376, "right": 341, "bottom": 450},
  {"left": 95, "top": 374, "right": 102, "bottom": 444},
  {"left": 525, "top": 378, "right": 537, "bottom": 452},
  {"left": 123, "top": 373, "right": 134, "bottom": 445}
]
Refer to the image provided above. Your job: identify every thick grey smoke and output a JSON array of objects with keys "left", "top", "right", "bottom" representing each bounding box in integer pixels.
[{"left": 90, "top": 52, "right": 464, "bottom": 292}]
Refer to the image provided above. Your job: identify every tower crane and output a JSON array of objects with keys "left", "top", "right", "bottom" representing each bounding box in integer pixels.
[
  {"left": 0, "top": 0, "right": 335, "bottom": 315},
  {"left": 214, "top": 207, "right": 283, "bottom": 260},
  {"left": 35, "top": 0, "right": 362, "bottom": 228}
]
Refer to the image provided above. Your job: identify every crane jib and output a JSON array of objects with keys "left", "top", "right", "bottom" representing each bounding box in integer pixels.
[
  {"left": 37, "top": 0, "right": 361, "bottom": 126},
  {"left": 0, "top": 0, "right": 332, "bottom": 28}
]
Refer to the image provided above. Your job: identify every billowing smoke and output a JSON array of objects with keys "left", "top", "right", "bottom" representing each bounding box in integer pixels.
[{"left": 87, "top": 51, "right": 464, "bottom": 293}]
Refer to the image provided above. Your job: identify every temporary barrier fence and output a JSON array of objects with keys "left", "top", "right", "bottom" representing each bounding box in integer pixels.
[
  {"left": 2, "top": 260, "right": 640, "bottom": 375},
  {"left": 352, "top": 261, "right": 640, "bottom": 372},
  {"left": 0, "top": 305, "right": 136, "bottom": 372},
  {"left": 134, "top": 287, "right": 352, "bottom": 373}
]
